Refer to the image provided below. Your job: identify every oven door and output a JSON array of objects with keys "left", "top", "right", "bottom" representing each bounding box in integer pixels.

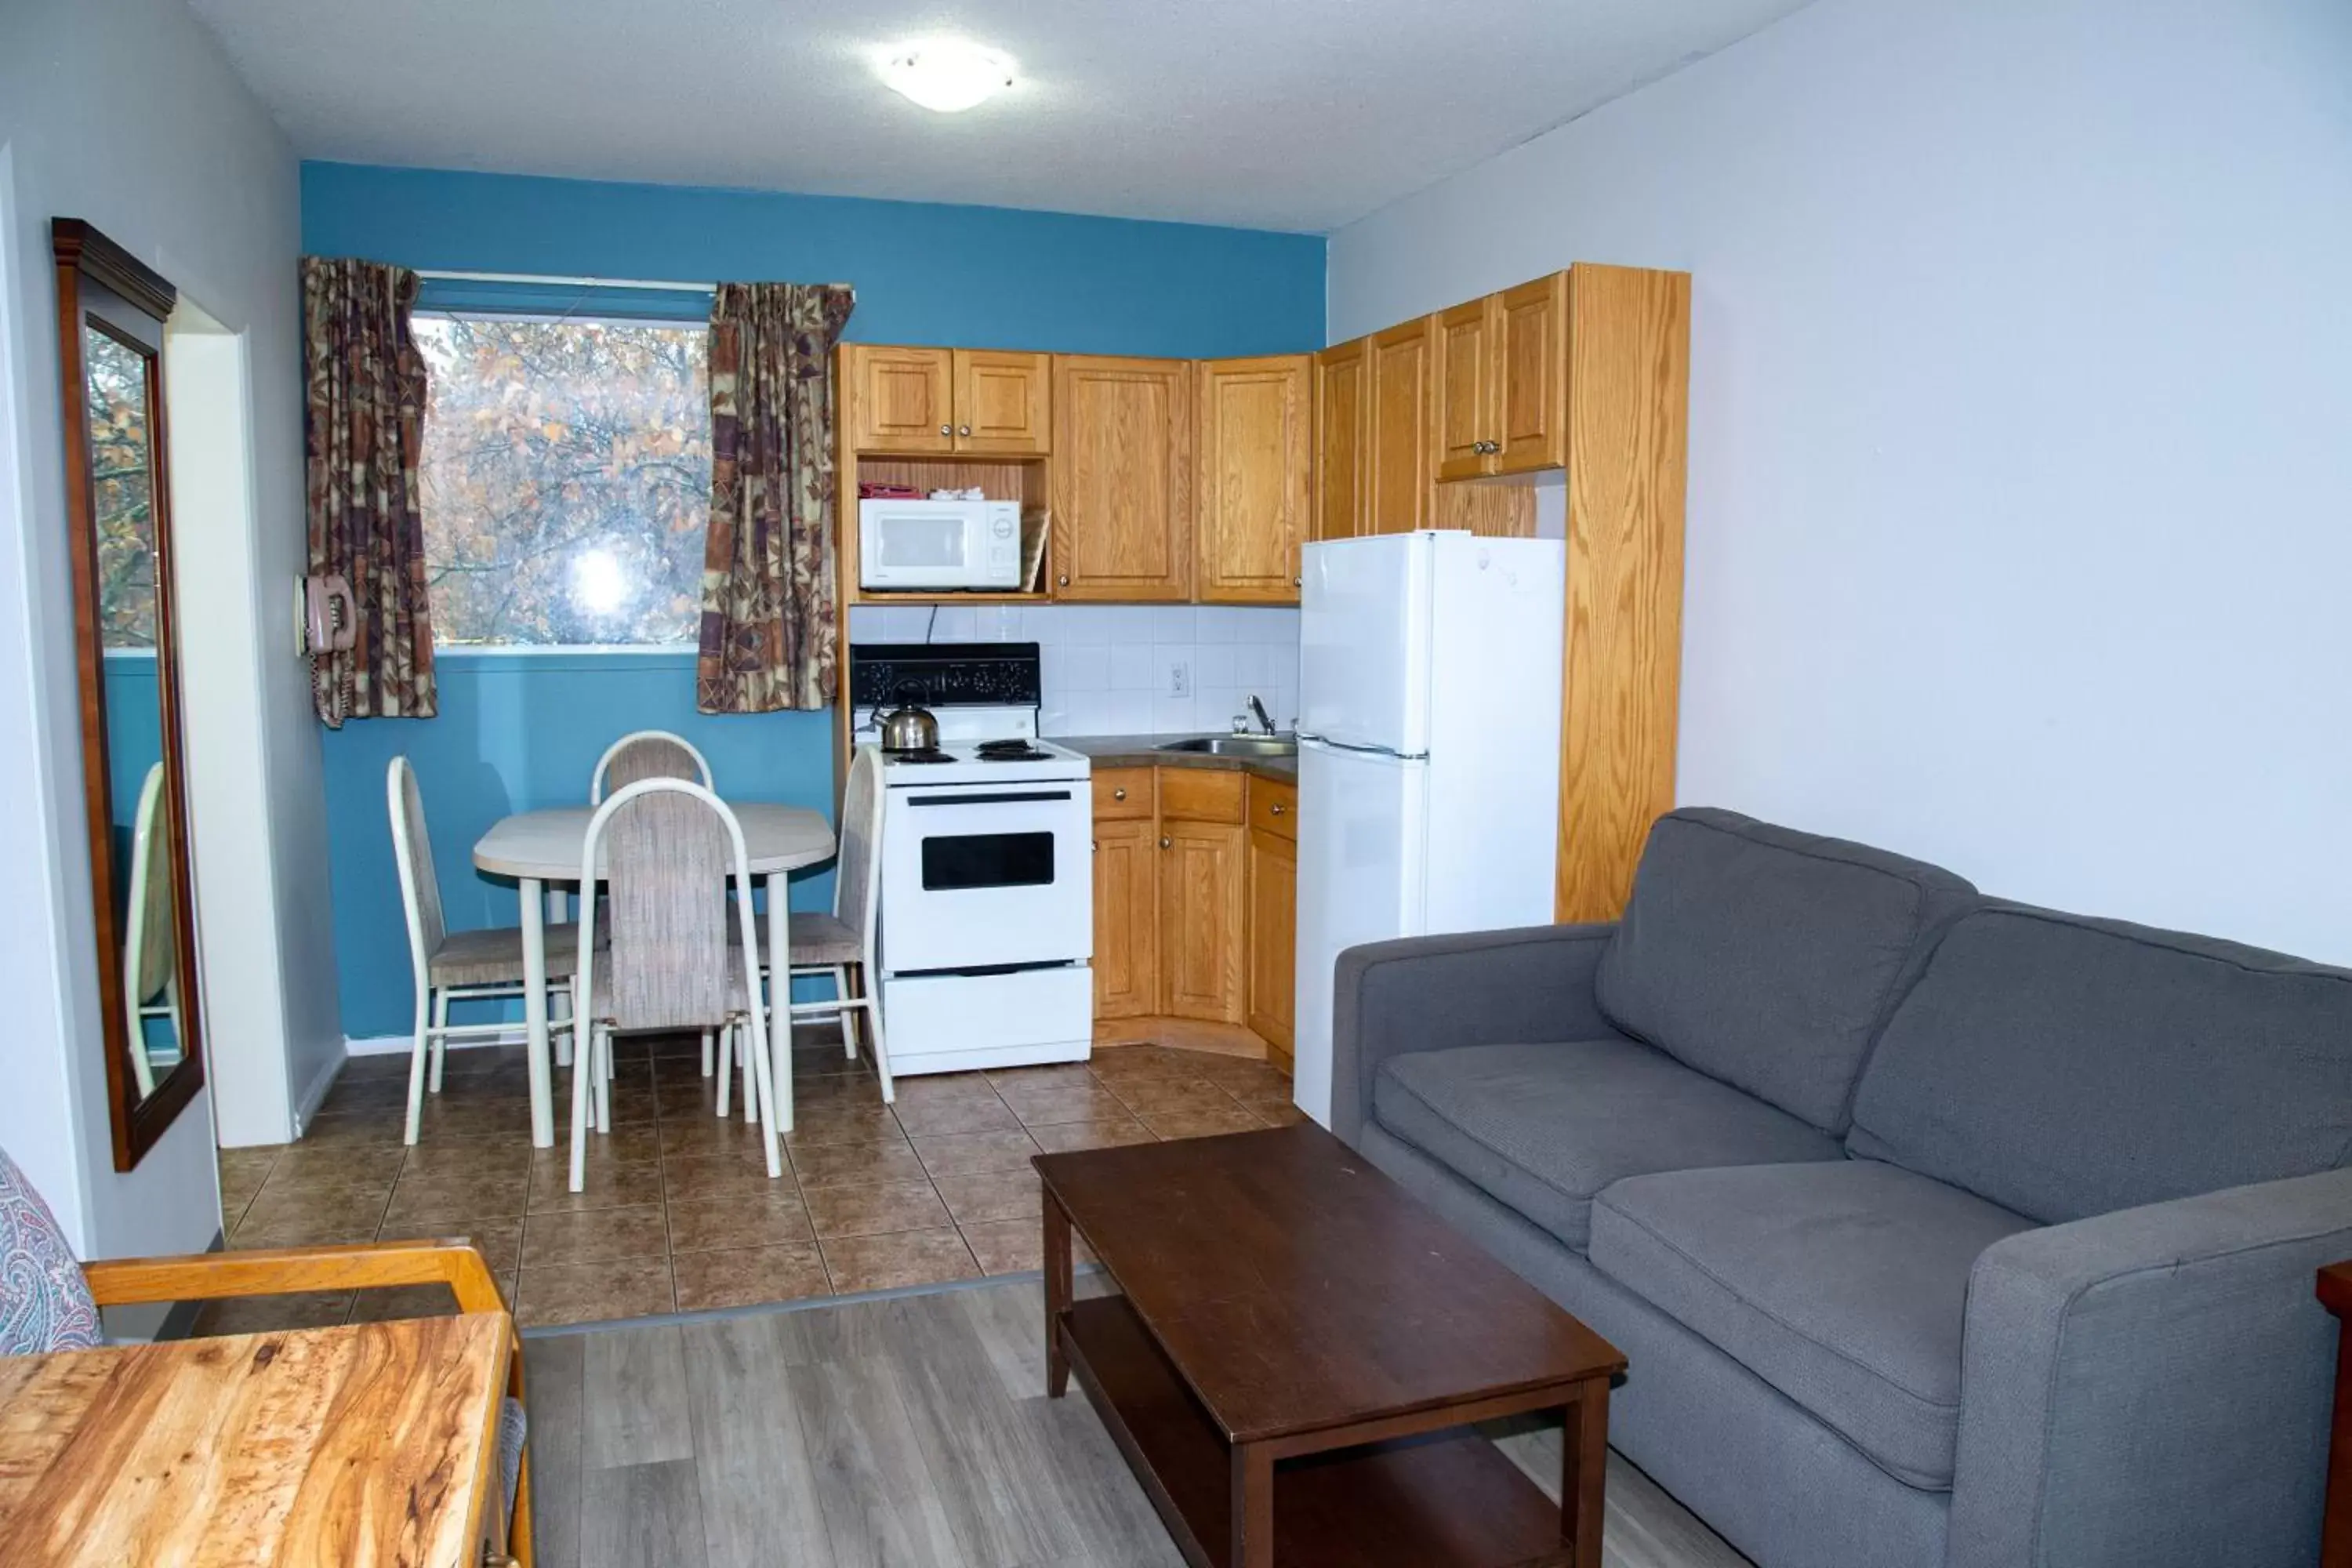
[{"left": 880, "top": 780, "right": 1092, "bottom": 972}]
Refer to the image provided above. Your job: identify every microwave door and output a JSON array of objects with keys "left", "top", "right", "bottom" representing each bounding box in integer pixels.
[{"left": 867, "top": 510, "right": 969, "bottom": 587}]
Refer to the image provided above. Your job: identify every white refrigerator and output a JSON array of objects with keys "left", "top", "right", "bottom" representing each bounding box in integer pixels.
[{"left": 1292, "top": 531, "right": 1566, "bottom": 1126}]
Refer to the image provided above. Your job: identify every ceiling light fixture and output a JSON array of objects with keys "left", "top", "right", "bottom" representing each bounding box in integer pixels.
[{"left": 880, "top": 39, "right": 1015, "bottom": 113}]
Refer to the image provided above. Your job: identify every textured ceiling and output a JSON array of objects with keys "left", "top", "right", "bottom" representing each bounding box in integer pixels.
[{"left": 189, "top": 0, "right": 1813, "bottom": 232}]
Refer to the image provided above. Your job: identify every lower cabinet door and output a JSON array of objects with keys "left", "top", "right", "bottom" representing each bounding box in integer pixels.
[
  {"left": 1245, "top": 826, "right": 1297, "bottom": 1054},
  {"left": 1159, "top": 818, "right": 1247, "bottom": 1023},
  {"left": 1093, "top": 817, "right": 1159, "bottom": 1020}
]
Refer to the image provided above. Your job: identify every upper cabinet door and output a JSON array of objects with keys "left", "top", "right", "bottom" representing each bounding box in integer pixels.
[
  {"left": 846, "top": 345, "right": 955, "bottom": 454},
  {"left": 1494, "top": 271, "right": 1569, "bottom": 474},
  {"left": 1051, "top": 356, "right": 1193, "bottom": 601},
  {"left": 1435, "top": 296, "right": 1497, "bottom": 481},
  {"left": 1367, "top": 316, "right": 1436, "bottom": 535},
  {"left": 952, "top": 349, "right": 1051, "bottom": 456},
  {"left": 1313, "top": 337, "right": 1368, "bottom": 543},
  {"left": 1195, "top": 355, "right": 1312, "bottom": 604}
]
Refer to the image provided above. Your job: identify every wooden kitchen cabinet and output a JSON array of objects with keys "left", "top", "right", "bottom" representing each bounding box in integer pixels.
[
  {"left": 1092, "top": 814, "right": 1160, "bottom": 1021},
  {"left": 1159, "top": 816, "right": 1247, "bottom": 1024},
  {"left": 1436, "top": 297, "right": 1496, "bottom": 482},
  {"left": 1194, "top": 355, "right": 1312, "bottom": 604},
  {"left": 1313, "top": 336, "right": 1369, "bottom": 543},
  {"left": 1051, "top": 356, "right": 1193, "bottom": 601},
  {"left": 846, "top": 346, "right": 1051, "bottom": 456},
  {"left": 1367, "top": 316, "right": 1437, "bottom": 535},
  {"left": 1245, "top": 779, "right": 1298, "bottom": 1062},
  {"left": 1435, "top": 272, "right": 1569, "bottom": 481}
]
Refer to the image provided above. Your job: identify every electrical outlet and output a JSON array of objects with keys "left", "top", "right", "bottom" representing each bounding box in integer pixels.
[{"left": 1168, "top": 660, "right": 1190, "bottom": 698}]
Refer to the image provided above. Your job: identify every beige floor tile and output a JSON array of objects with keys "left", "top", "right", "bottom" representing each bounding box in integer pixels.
[
  {"left": 1248, "top": 1099, "right": 1309, "bottom": 1127},
  {"left": 1138, "top": 1102, "right": 1265, "bottom": 1139},
  {"left": 409, "top": 1098, "right": 539, "bottom": 1142},
  {"left": 889, "top": 1094, "right": 1022, "bottom": 1137},
  {"left": 216, "top": 1146, "right": 284, "bottom": 1185},
  {"left": 818, "top": 1229, "right": 981, "bottom": 1295},
  {"left": 191, "top": 1290, "right": 355, "bottom": 1336},
  {"left": 532, "top": 1123, "right": 662, "bottom": 1166},
  {"left": 1088, "top": 1046, "right": 1212, "bottom": 1082},
  {"left": 662, "top": 1154, "right": 796, "bottom": 1203},
  {"left": 514, "top": 1256, "right": 675, "bottom": 1328},
  {"left": 521, "top": 1203, "right": 670, "bottom": 1269},
  {"left": 231, "top": 1185, "right": 392, "bottom": 1247},
  {"left": 786, "top": 1137, "right": 930, "bottom": 1189},
  {"left": 958, "top": 1218, "right": 1044, "bottom": 1276},
  {"left": 345, "top": 1283, "right": 463, "bottom": 1323},
  {"left": 800, "top": 1178, "right": 953, "bottom": 1240},
  {"left": 981, "top": 1062, "right": 1101, "bottom": 1091},
  {"left": 1103, "top": 1077, "right": 1236, "bottom": 1116},
  {"left": 289, "top": 1112, "right": 408, "bottom": 1149},
  {"left": 374, "top": 1216, "right": 524, "bottom": 1278},
  {"left": 339, "top": 1053, "right": 413, "bottom": 1082},
  {"left": 1189, "top": 1055, "right": 1295, "bottom": 1097},
  {"left": 672, "top": 1242, "right": 833, "bottom": 1312},
  {"left": 909, "top": 1128, "right": 1043, "bottom": 1178},
  {"left": 656, "top": 1112, "right": 779, "bottom": 1162},
  {"left": 396, "top": 1138, "right": 532, "bottom": 1185},
  {"left": 383, "top": 1167, "right": 530, "bottom": 1225},
  {"left": 931, "top": 1170, "right": 1040, "bottom": 1227},
  {"left": 666, "top": 1190, "right": 816, "bottom": 1254},
  {"left": 997, "top": 1082, "right": 1134, "bottom": 1126},
  {"left": 527, "top": 1155, "right": 665, "bottom": 1214},
  {"left": 1024, "top": 1116, "right": 1159, "bottom": 1155}
]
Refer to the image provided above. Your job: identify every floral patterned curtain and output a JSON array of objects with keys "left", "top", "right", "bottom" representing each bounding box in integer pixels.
[
  {"left": 300, "top": 256, "right": 435, "bottom": 725},
  {"left": 697, "top": 282, "right": 855, "bottom": 713}
]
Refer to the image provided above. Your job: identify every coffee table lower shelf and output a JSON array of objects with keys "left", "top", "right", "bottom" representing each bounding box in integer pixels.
[{"left": 1058, "top": 1294, "right": 1572, "bottom": 1568}]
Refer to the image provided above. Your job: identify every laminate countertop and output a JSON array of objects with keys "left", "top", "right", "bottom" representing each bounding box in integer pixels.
[{"left": 1051, "top": 734, "right": 1298, "bottom": 786}]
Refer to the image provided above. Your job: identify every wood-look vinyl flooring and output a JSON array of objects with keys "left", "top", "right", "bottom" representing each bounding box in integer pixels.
[{"left": 523, "top": 1276, "right": 1751, "bottom": 1568}]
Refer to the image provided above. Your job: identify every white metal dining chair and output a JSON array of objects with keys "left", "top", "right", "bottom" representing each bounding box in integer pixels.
[
  {"left": 742, "top": 746, "right": 893, "bottom": 1103},
  {"left": 119, "top": 763, "right": 179, "bottom": 1098},
  {"left": 388, "top": 756, "right": 586, "bottom": 1144},
  {"left": 590, "top": 730, "right": 713, "bottom": 803},
  {"left": 569, "top": 777, "right": 782, "bottom": 1192}
]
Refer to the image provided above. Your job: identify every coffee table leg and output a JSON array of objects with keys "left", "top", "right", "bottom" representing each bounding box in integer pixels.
[
  {"left": 1562, "top": 1376, "right": 1610, "bottom": 1568},
  {"left": 1231, "top": 1443, "right": 1274, "bottom": 1568},
  {"left": 1044, "top": 1192, "right": 1072, "bottom": 1398}
]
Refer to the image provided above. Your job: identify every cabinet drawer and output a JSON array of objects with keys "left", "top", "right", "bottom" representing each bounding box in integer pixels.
[
  {"left": 1094, "top": 768, "right": 1153, "bottom": 820},
  {"left": 1156, "top": 766, "right": 1244, "bottom": 825},
  {"left": 1247, "top": 777, "right": 1297, "bottom": 841}
]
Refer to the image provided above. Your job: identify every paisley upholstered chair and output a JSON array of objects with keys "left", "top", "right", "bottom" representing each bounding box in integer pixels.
[{"left": 0, "top": 1145, "right": 535, "bottom": 1562}]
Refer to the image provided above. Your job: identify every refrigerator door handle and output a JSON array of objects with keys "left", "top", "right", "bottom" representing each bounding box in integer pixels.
[{"left": 1298, "top": 733, "right": 1428, "bottom": 762}]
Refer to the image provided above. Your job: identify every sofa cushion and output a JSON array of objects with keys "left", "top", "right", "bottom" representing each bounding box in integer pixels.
[
  {"left": 1595, "top": 808, "right": 1976, "bottom": 1133},
  {"left": 1849, "top": 903, "right": 2352, "bottom": 1225},
  {"left": 1372, "top": 1039, "right": 1843, "bottom": 1251},
  {"left": 1590, "top": 1160, "right": 2035, "bottom": 1490}
]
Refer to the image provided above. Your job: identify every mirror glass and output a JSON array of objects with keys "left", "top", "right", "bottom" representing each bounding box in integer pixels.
[{"left": 84, "top": 319, "right": 182, "bottom": 1102}]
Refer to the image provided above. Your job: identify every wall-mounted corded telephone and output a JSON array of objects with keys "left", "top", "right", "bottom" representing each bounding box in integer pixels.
[{"left": 298, "top": 573, "right": 355, "bottom": 656}]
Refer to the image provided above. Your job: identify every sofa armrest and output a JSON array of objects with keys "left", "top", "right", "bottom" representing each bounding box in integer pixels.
[
  {"left": 1947, "top": 1166, "right": 2352, "bottom": 1568},
  {"left": 1328, "top": 922, "right": 1617, "bottom": 1147}
]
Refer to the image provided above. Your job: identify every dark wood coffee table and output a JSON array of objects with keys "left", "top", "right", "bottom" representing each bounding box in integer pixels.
[{"left": 1036, "top": 1123, "right": 1625, "bottom": 1568}]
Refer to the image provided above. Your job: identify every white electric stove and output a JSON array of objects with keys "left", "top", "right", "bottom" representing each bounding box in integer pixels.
[{"left": 849, "top": 644, "right": 1094, "bottom": 1077}]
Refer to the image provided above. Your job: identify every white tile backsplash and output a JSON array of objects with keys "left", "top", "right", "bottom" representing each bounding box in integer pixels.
[{"left": 849, "top": 603, "right": 1299, "bottom": 736}]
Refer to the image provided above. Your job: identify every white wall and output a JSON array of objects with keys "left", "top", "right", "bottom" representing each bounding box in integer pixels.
[
  {"left": 848, "top": 604, "right": 1301, "bottom": 737},
  {"left": 1330, "top": 0, "right": 2352, "bottom": 963},
  {"left": 0, "top": 0, "right": 336, "bottom": 1252}
]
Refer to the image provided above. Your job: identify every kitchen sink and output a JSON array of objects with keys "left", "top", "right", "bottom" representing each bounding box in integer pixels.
[{"left": 1156, "top": 735, "right": 1298, "bottom": 758}]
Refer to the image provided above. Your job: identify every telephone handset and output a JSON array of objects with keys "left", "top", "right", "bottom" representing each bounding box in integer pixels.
[{"left": 300, "top": 574, "right": 356, "bottom": 655}]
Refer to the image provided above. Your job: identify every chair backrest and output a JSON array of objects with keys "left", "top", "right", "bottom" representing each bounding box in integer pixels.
[
  {"left": 579, "top": 778, "right": 759, "bottom": 1033},
  {"left": 836, "top": 747, "right": 884, "bottom": 959},
  {"left": 0, "top": 1145, "right": 101, "bottom": 1356},
  {"left": 386, "top": 757, "right": 446, "bottom": 967},
  {"left": 591, "top": 731, "right": 713, "bottom": 804},
  {"left": 120, "top": 764, "right": 174, "bottom": 1097}
]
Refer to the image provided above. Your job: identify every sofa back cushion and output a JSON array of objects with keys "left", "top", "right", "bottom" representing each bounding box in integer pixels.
[
  {"left": 1849, "top": 904, "right": 2352, "bottom": 1224},
  {"left": 1595, "top": 808, "right": 1977, "bottom": 1132}
]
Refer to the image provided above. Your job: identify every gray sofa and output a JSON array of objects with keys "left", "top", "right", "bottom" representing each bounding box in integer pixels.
[{"left": 1330, "top": 808, "right": 2352, "bottom": 1568}]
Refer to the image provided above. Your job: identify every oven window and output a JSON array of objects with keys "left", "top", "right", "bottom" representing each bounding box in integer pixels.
[
  {"left": 877, "top": 516, "right": 967, "bottom": 570},
  {"left": 921, "top": 830, "right": 1055, "bottom": 891}
]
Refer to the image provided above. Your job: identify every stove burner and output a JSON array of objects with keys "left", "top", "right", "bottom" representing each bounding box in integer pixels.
[
  {"left": 976, "top": 739, "right": 1051, "bottom": 762},
  {"left": 884, "top": 749, "right": 956, "bottom": 765}
]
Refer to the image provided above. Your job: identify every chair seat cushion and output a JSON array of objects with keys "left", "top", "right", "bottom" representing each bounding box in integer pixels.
[
  {"left": 750, "top": 909, "right": 863, "bottom": 967},
  {"left": 429, "top": 922, "right": 594, "bottom": 988},
  {"left": 1371, "top": 1039, "right": 1842, "bottom": 1251},
  {"left": 1589, "top": 1159, "right": 2036, "bottom": 1489}
]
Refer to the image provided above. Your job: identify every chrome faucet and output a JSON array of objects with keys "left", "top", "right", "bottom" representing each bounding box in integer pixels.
[{"left": 1246, "top": 695, "right": 1278, "bottom": 737}]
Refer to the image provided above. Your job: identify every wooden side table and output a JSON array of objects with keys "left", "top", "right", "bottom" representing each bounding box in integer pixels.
[{"left": 2321, "top": 1261, "right": 2352, "bottom": 1568}]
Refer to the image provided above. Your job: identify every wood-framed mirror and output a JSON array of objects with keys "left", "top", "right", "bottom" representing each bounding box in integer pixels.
[{"left": 52, "top": 218, "right": 205, "bottom": 1170}]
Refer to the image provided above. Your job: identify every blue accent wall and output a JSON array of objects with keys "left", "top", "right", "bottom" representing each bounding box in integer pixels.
[{"left": 303, "top": 162, "right": 1326, "bottom": 1040}]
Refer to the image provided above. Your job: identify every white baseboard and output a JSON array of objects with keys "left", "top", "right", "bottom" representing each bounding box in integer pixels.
[
  {"left": 343, "top": 1029, "right": 530, "bottom": 1056},
  {"left": 292, "top": 1049, "right": 343, "bottom": 1134}
]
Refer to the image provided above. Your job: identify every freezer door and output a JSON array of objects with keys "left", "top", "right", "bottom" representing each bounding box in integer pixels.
[
  {"left": 1299, "top": 534, "right": 1433, "bottom": 756},
  {"left": 1291, "top": 738, "right": 1428, "bottom": 1128}
]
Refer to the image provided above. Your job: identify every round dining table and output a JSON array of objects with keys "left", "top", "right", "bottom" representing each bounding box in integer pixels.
[{"left": 473, "top": 801, "right": 835, "bottom": 1147}]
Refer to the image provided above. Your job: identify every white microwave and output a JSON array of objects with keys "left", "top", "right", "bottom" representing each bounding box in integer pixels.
[{"left": 859, "top": 498, "right": 1024, "bottom": 591}]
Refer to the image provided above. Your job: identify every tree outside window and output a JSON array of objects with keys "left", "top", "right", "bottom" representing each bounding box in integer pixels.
[{"left": 415, "top": 314, "right": 710, "bottom": 645}]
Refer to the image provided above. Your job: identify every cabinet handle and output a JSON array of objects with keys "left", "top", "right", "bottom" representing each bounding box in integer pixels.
[
  {"left": 1160, "top": 837, "right": 1172, "bottom": 850},
  {"left": 1112, "top": 787, "right": 1127, "bottom": 801},
  {"left": 1270, "top": 803, "right": 1285, "bottom": 815},
  {"left": 959, "top": 424, "right": 972, "bottom": 437},
  {"left": 940, "top": 423, "right": 952, "bottom": 436},
  {"left": 1057, "top": 574, "right": 1069, "bottom": 587}
]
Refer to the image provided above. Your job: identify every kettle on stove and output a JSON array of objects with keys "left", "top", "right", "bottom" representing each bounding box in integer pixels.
[{"left": 877, "top": 686, "right": 940, "bottom": 753}]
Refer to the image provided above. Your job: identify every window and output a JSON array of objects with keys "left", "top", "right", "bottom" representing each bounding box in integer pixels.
[{"left": 416, "top": 314, "right": 710, "bottom": 646}]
